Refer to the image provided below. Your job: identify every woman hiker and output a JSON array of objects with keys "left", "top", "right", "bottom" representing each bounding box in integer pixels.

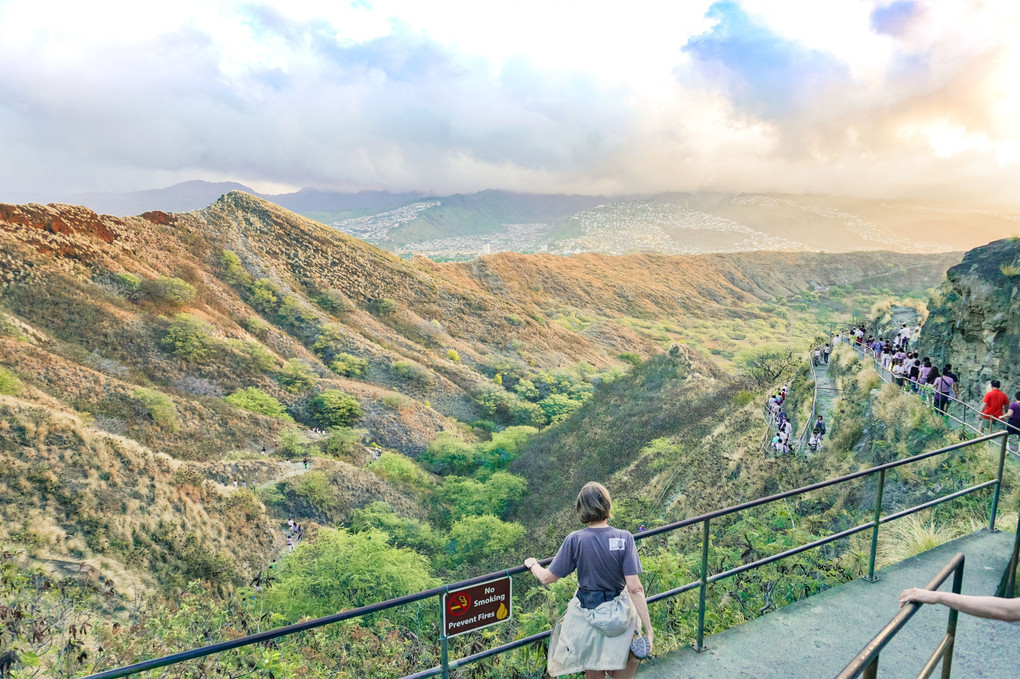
[{"left": 524, "top": 482, "right": 653, "bottom": 678}]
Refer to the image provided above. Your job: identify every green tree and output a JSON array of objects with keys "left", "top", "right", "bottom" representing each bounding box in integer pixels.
[
  {"left": 421, "top": 433, "right": 477, "bottom": 475},
  {"left": 436, "top": 472, "right": 527, "bottom": 519},
  {"left": 278, "top": 359, "right": 317, "bottom": 393},
  {"left": 538, "top": 393, "right": 582, "bottom": 423},
  {"left": 308, "top": 390, "right": 363, "bottom": 428},
  {"left": 449, "top": 516, "right": 525, "bottom": 565},
  {"left": 265, "top": 528, "right": 438, "bottom": 623},
  {"left": 736, "top": 345, "right": 798, "bottom": 389},
  {"left": 162, "top": 313, "right": 215, "bottom": 361},
  {"left": 350, "top": 502, "right": 445, "bottom": 555},
  {"left": 225, "top": 387, "right": 292, "bottom": 421}
]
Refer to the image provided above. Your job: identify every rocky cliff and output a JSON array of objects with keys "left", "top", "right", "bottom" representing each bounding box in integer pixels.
[{"left": 919, "top": 237, "right": 1020, "bottom": 402}]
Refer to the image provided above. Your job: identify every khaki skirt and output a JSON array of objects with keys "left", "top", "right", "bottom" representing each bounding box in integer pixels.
[{"left": 547, "top": 591, "right": 637, "bottom": 677}]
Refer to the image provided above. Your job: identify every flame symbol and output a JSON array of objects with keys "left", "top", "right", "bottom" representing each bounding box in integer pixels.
[{"left": 496, "top": 602, "right": 508, "bottom": 620}]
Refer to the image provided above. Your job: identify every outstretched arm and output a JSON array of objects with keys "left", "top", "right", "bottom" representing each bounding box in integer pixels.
[
  {"left": 524, "top": 557, "right": 560, "bottom": 586},
  {"left": 900, "top": 588, "right": 1020, "bottom": 622}
]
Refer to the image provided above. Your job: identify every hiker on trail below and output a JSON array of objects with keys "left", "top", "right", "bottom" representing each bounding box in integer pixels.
[{"left": 981, "top": 380, "right": 1010, "bottom": 434}]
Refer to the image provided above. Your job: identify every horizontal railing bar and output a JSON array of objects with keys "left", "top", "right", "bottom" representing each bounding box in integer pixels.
[
  {"left": 916, "top": 634, "right": 952, "bottom": 679},
  {"left": 400, "top": 630, "right": 553, "bottom": 679},
  {"left": 646, "top": 579, "right": 702, "bottom": 604},
  {"left": 709, "top": 521, "right": 875, "bottom": 584},
  {"left": 836, "top": 553, "right": 964, "bottom": 678},
  {"left": 637, "top": 432, "right": 1005, "bottom": 543},
  {"left": 879, "top": 480, "right": 998, "bottom": 525}
]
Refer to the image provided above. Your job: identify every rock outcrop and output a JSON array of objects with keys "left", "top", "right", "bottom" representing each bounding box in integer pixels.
[{"left": 919, "top": 238, "right": 1020, "bottom": 402}]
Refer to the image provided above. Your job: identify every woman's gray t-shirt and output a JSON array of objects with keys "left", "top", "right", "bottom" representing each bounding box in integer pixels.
[{"left": 548, "top": 526, "right": 642, "bottom": 592}]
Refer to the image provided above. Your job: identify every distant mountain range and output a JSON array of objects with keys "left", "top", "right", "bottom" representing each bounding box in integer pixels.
[{"left": 8, "top": 180, "right": 1020, "bottom": 257}]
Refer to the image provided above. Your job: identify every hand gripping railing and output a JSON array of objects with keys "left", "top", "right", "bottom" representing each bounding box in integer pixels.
[
  {"left": 836, "top": 553, "right": 965, "bottom": 679},
  {"left": 80, "top": 431, "right": 1012, "bottom": 679}
]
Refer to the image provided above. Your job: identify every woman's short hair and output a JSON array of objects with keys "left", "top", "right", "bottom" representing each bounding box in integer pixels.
[{"left": 576, "top": 482, "right": 612, "bottom": 524}]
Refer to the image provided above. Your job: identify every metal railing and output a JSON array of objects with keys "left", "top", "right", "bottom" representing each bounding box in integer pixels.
[
  {"left": 836, "top": 554, "right": 965, "bottom": 679},
  {"left": 81, "top": 431, "right": 1014, "bottom": 679}
]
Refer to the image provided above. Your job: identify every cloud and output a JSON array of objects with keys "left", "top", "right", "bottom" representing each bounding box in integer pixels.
[{"left": 0, "top": 0, "right": 1018, "bottom": 206}]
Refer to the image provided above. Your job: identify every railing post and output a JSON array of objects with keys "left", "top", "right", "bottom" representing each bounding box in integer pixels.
[
  {"left": 989, "top": 433, "right": 1008, "bottom": 532},
  {"left": 940, "top": 559, "right": 964, "bottom": 679},
  {"left": 867, "top": 469, "right": 886, "bottom": 582},
  {"left": 693, "top": 518, "right": 710, "bottom": 652},
  {"left": 1008, "top": 462, "right": 1020, "bottom": 598},
  {"left": 440, "top": 634, "right": 450, "bottom": 679},
  {"left": 863, "top": 656, "right": 879, "bottom": 679}
]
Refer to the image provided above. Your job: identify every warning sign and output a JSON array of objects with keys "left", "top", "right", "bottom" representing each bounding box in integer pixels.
[{"left": 442, "top": 577, "right": 512, "bottom": 638}]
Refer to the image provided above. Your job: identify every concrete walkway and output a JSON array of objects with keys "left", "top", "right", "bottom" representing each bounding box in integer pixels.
[{"left": 640, "top": 530, "right": 1019, "bottom": 678}]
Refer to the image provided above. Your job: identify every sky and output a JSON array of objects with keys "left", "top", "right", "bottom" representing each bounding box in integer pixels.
[{"left": 1, "top": 0, "right": 1019, "bottom": 204}]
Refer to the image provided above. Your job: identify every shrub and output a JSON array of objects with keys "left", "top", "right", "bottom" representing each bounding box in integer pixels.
[
  {"left": 162, "top": 314, "right": 215, "bottom": 361},
  {"left": 618, "top": 352, "right": 643, "bottom": 366},
  {"left": 350, "top": 502, "right": 445, "bottom": 555},
  {"left": 219, "top": 250, "right": 250, "bottom": 284},
  {"left": 331, "top": 352, "right": 368, "bottom": 378},
  {"left": 265, "top": 527, "right": 438, "bottom": 623},
  {"left": 732, "top": 390, "right": 755, "bottom": 407},
  {"left": 308, "top": 390, "right": 363, "bottom": 428},
  {"left": 291, "top": 471, "right": 337, "bottom": 509},
  {"left": 390, "top": 361, "right": 432, "bottom": 387},
  {"left": 225, "top": 387, "right": 293, "bottom": 421},
  {"left": 321, "top": 427, "right": 367, "bottom": 459},
  {"left": 140, "top": 276, "right": 196, "bottom": 307},
  {"left": 114, "top": 272, "right": 142, "bottom": 294},
  {"left": 538, "top": 393, "right": 583, "bottom": 423},
  {"left": 422, "top": 433, "right": 477, "bottom": 475},
  {"left": 367, "top": 452, "right": 436, "bottom": 491},
  {"left": 447, "top": 349, "right": 461, "bottom": 362},
  {"left": 1000, "top": 263, "right": 1020, "bottom": 278},
  {"left": 449, "top": 515, "right": 525, "bottom": 565},
  {"left": 277, "top": 296, "right": 319, "bottom": 330},
  {"left": 314, "top": 289, "right": 354, "bottom": 314},
  {"left": 437, "top": 472, "right": 528, "bottom": 519},
  {"left": 278, "top": 359, "right": 317, "bottom": 393},
  {"left": 247, "top": 278, "right": 280, "bottom": 312},
  {"left": 381, "top": 394, "right": 410, "bottom": 411},
  {"left": 276, "top": 426, "right": 315, "bottom": 459},
  {"left": 133, "top": 387, "right": 180, "bottom": 430},
  {"left": 234, "top": 340, "right": 276, "bottom": 371},
  {"left": 0, "top": 367, "right": 21, "bottom": 396},
  {"left": 370, "top": 298, "right": 399, "bottom": 316},
  {"left": 241, "top": 316, "right": 270, "bottom": 339}
]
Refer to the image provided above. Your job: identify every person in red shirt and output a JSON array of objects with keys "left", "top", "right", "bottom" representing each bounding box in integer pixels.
[{"left": 981, "top": 379, "right": 1010, "bottom": 433}]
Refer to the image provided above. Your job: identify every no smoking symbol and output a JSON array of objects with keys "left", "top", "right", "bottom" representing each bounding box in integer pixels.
[{"left": 447, "top": 593, "right": 471, "bottom": 616}]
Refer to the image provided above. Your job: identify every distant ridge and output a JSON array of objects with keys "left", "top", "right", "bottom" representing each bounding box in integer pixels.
[{"left": 8, "top": 181, "right": 1020, "bottom": 257}]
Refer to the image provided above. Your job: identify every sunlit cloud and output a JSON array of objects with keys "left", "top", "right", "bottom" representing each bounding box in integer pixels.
[{"left": 0, "top": 0, "right": 1018, "bottom": 205}]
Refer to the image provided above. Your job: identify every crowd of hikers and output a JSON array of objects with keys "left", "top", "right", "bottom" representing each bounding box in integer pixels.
[
  {"left": 765, "top": 386, "right": 827, "bottom": 455},
  {"left": 841, "top": 323, "right": 1020, "bottom": 446}
]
